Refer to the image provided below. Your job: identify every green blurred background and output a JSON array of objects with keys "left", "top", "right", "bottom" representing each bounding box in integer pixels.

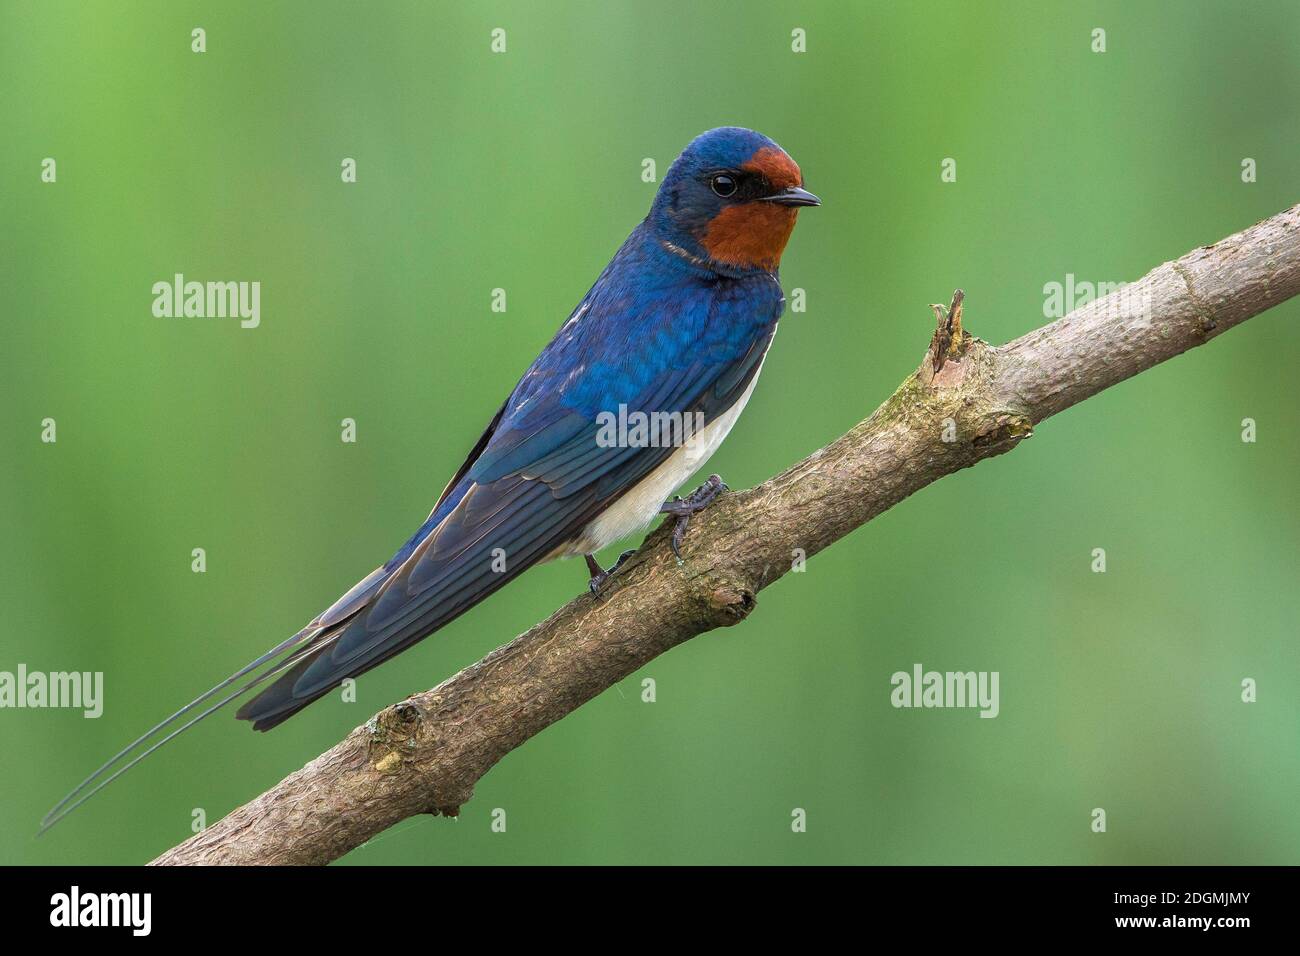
[{"left": 2, "top": 0, "right": 1297, "bottom": 865}]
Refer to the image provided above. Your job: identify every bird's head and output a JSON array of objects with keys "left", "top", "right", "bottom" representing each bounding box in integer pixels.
[{"left": 649, "top": 127, "right": 819, "bottom": 274}]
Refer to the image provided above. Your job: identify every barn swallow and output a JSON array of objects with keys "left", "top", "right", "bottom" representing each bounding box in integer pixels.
[{"left": 42, "top": 126, "right": 819, "bottom": 831}]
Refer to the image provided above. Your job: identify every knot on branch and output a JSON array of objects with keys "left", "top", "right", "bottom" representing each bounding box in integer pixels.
[
  {"left": 363, "top": 699, "right": 424, "bottom": 772},
  {"left": 704, "top": 583, "right": 757, "bottom": 626},
  {"left": 971, "top": 413, "right": 1034, "bottom": 449},
  {"left": 361, "top": 696, "right": 477, "bottom": 816}
]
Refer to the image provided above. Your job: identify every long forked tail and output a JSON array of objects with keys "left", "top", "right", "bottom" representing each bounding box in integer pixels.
[
  {"left": 37, "top": 623, "right": 344, "bottom": 836},
  {"left": 41, "top": 464, "right": 598, "bottom": 831}
]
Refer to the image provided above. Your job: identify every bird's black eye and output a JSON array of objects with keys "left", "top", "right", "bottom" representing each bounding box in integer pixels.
[{"left": 710, "top": 174, "right": 737, "bottom": 198}]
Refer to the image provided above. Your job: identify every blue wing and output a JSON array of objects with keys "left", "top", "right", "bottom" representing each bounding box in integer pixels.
[{"left": 237, "top": 227, "right": 783, "bottom": 729}]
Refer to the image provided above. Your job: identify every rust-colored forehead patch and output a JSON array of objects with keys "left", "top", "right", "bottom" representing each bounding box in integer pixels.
[{"left": 742, "top": 146, "right": 802, "bottom": 189}]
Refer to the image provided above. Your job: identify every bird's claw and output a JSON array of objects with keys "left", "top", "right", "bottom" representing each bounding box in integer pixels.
[
  {"left": 586, "top": 549, "right": 637, "bottom": 594},
  {"left": 661, "top": 474, "right": 728, "bottom": 561}
]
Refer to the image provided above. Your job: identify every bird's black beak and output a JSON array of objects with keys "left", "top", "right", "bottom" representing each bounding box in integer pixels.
[{"left": 760, "top": 186, "right": 821, "bottom": 207}]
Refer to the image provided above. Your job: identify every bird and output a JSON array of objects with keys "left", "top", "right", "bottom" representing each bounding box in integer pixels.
[{"left": 41, "top": 126, "right": 819, "bottom": 831}]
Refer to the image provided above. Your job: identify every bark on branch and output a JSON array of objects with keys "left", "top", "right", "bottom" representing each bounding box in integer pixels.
[{"left": 152, "top": 203, "right": 1300, "bottom": 865}]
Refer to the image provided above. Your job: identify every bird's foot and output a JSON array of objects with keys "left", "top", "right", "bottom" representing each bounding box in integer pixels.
[
  {"left": 585, "top": 549, "right": 637, "bottom": 594},
  {"left": 660, "top": 474, "right": 728, "bottom": 561}
]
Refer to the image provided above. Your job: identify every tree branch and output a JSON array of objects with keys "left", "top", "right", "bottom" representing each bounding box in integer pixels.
[{"left": 151, "top": 203, "right": 1300, "bottom": 865}]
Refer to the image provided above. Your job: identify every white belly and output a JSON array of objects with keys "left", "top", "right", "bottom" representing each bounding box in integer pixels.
[{"left": 561, "top": 354, "right": 767, "bottom": 557}]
